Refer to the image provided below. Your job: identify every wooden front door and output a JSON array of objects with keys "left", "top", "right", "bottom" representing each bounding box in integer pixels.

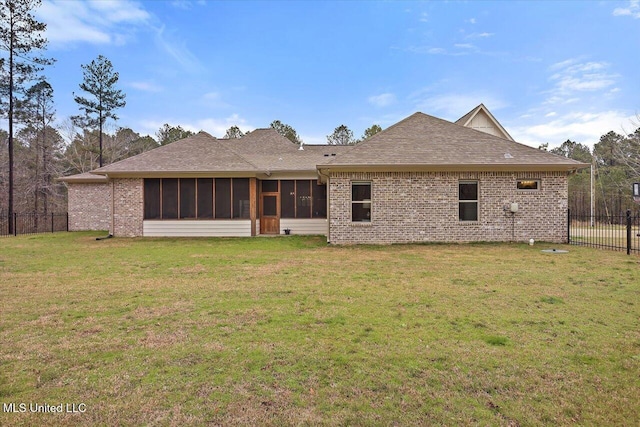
[{"left": 260, "top": 193, "right": 280, "bottom": 234}]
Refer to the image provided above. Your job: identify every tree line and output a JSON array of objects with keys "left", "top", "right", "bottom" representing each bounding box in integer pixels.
[{"left": 541, "top": 123, "right": 640, "bottom": 217}]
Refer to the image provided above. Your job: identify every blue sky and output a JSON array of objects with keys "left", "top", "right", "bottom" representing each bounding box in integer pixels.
[{"left": 32, "top": 0, "right": 640, "bottom": 148}]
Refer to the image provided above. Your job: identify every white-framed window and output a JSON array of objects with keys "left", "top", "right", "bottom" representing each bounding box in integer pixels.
[
  {"left": 459, "top": 181, "right": 478, "bottom": 221},
  {"left": 517, "top": 179, "right": 540, "bottom": 190},
  {"left": 352, "top": 182, "right": 371, "bottom": 222}
]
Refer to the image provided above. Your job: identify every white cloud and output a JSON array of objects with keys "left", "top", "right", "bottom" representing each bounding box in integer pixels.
[
  {"left": 466, "top": 32, "right": 494, "bottom": 39},
  {"left": 544, "top": 59, "right": 618, "bottom": 104},
  {"left": 89, "top": 0, "right": 150, "bottom": 23},
  {"left": 466, "top": 18, "right": 477, "bottom": 24},
  {"left": 194, "top": 114, "right": 252, "bottom": 137},
  {"left": 38, "top": 0, "right": 150, "bottom": 46},
  {"left": 129, "top": 81, "right": 163, "bottom": 92},
  {"left": 153, "top": 25, "right": 204, "bottom": 74},
  {"left": 511, "top": 110, "right": 638, "bottom": 148},
  {"left": 368, "top": 93, "right": 397, "bottom": 108},
  {"left": 405, "top": 46, "right": 469, "bottom": 56},
  {"left": 40, "top": 1, "right": 204, "bottom": 73},
  {"left": 613, "top": 0, "right": 640, "bottom": 18},
  {"left": 170, "top": 1, "right": 207, "bottom": 10},
  {"left": 419, "top": 12, "right": 429, "bottom": 22},
  {"left": 543, "top": 96, "right": 580, "bottom": 106}
]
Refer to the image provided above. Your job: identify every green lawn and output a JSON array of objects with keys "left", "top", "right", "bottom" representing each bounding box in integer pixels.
[{"left": 1, "top": 232, "right": 639, "bottom": 426}]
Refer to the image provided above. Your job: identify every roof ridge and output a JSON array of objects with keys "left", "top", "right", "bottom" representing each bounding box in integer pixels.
[{"left": 357, "top": 112, "right": 428, "bottom": 145}]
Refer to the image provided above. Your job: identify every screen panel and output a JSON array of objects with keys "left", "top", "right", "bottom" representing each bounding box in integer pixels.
[
  {"left": 280, "top": 180, "right": 295, "bottom": 218},
  {"left": 197, "top": 178, "right": 213, "bottom": 219},
  {"left": 162, "top": 179, "right": 179, "bottom": 219},
  {"left": 215, "top": 178, "right": 231, "bottom": 219},
  {"left": 144, "top": 179, "right": 161, "bottom": 219},
  {"left": 232, "top": 178, "right": 250, "bottom": 219},
  {"left": 180, "top": 178, "right": 196, "bottom": 219}
]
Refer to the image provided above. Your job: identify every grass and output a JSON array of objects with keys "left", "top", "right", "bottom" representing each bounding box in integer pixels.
[{"left": 1, "top": 232, "right": 639, "bottom": 426}]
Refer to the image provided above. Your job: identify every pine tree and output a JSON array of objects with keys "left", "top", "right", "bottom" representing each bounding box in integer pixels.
[{"left": 72, "top": 55, "right": 126, "bottom": 168}]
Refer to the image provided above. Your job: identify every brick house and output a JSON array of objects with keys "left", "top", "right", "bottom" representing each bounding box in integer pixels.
[{"left": 60, "top": 105, "right": 587, "bottom": 243}]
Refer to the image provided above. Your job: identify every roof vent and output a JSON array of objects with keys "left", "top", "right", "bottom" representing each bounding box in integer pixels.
[
  {"left": 298, "top": 141, "right": 304, "bottom": 151},
  {"left": 504, "top": 152, "right": 513, "bottom": 159},
  {"left": 324, "top": 154, "right": 329, "bottom": 157},
  {"left": 331, "top": 153, "right": 337, "bottom": 156}
]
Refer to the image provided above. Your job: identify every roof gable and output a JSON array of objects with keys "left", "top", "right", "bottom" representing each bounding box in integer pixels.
[{"left": 455, "top": 104, "right": 514, "bottom": 141}]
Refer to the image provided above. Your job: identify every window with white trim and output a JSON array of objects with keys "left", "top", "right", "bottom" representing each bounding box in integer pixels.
[
  {"left": 459, "top": 181, "right": 478, "bottom": 221},
  {"left": 352, "top": 182, "right": 371, "bottom": 222}
]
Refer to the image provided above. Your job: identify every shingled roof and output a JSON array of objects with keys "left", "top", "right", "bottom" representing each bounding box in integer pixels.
[
  {"left": 318, "top": 112, "right": 587, "bottom": 172},
  {"left": 92, "top": 131, "right": 259, "bottom": 176},
  {"left": 61, "top": 109, "right": 586, "bottom": 181},
  {"left": 88, "top": 129, "right": 350, "bottom": 177},
  {"left": 224, "top": 128, "right": 350, "bottom": 173}
]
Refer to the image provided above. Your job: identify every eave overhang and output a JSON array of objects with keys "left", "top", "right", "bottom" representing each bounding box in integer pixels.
[
  {"left": 317, "top": 162, "right": 590, "bottom": 174},
  {"left": 92, "top": 169, "right": 322, "bottom": 179},
  {"left": 56, "top": 174, "right": 109, "bottom": 184},
  {"left": 93, "top": 171, "right": 261, "bottom": 179}
]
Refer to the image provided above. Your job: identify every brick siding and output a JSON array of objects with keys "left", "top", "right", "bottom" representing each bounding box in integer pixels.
[
  {"left": 329, "top": 171, "right": 568, "bottom": 244},
  {"left": 111, "top": 178, "right": 144, "bottom": 237},
  {"left": 67, "top": 183, "right": 111, "bottom": 231}
]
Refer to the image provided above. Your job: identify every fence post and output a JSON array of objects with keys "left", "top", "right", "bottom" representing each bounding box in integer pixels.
[
  {"left": 66, "top": 212, "right": 69, "bottom": 232},
  {"left": 567, "top": 209, "right": 571, "bottom": 244},
  {"left": 13, "top": 213, "right": 17, "bottom": 237},
  {"left": 51, "top": 213, "right": 54, "bottom": 233},
  {"left": 627, "top": 209, "right": 632, "bottom": 255}
]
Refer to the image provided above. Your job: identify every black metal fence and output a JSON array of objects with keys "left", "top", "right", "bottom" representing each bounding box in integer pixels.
[
  {"left": 568, "top": 209, "right": 640, "bottom": 255},
  {"left": 0, "top": 213, "right": 69, "bottom": 237}
]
